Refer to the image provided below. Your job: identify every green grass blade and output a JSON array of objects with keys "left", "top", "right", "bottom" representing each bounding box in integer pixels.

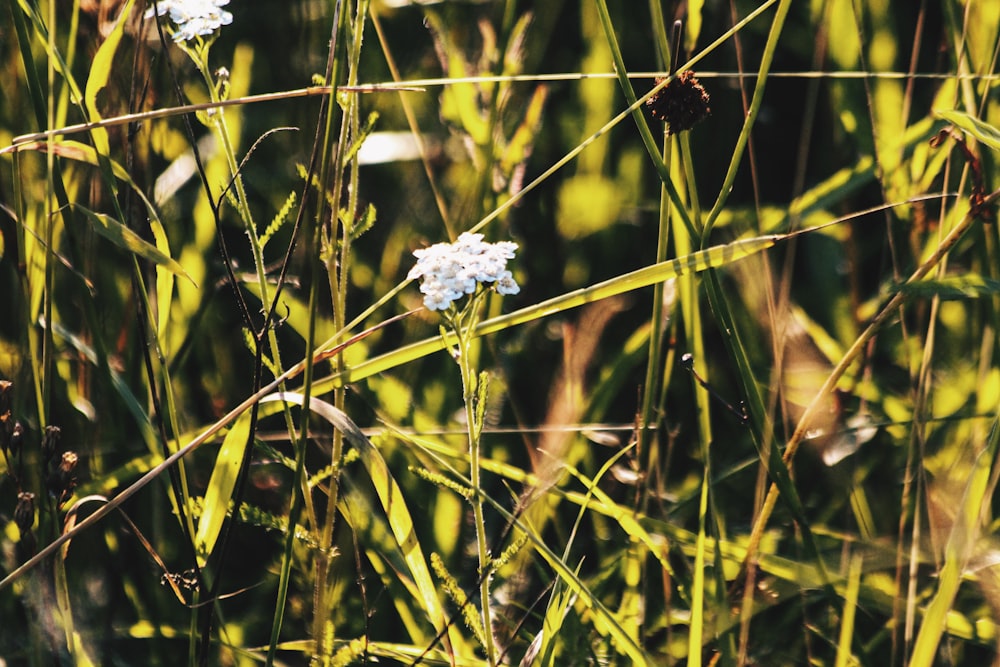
[
  {"left": 193, "top": 410, "right": 253, "bottom": 567},
  {"left": 70, "top": 206, "right": 192, "bottom": 279},
  {"left": 82, "top": 0, "right": 135, "bottom": 155},
  {"left": 10, "top": 140, "right": 168, "bottom": 224},
  {"left": 908, "top": 416, "right": 1000, "bottom": 667},
  {"left": 12, "top": 0, "right": 85, "bottom": 108},
  {"left": 703, "top": 0, "right": 792, "bottom": 239},
  {"left": 333, "top": 234, "right": 781, "bottom": 385},
  {"left": 401, "top": 431, "right": 650, "bottom": 662},
  {"left": 937, "top": 109, "right": 1000, "bottom": 151},
  {"left": 835, "top": 554, "right": 864, "bottom": 667},
  {"left": 263, "top": 393, "right": 455, "bottom": 651}
]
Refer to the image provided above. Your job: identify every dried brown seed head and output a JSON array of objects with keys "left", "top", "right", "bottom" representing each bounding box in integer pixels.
[{"left": 646, "top": 71, "right": 711, "bottom": 135}]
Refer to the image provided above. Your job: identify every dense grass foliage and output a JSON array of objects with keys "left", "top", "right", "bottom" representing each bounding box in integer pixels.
[{"left": 2, "top": 0, "right": 1000, "bottom": 665}]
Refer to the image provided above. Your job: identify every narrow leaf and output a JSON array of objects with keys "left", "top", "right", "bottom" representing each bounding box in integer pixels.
[
  {"left": 342, "top": 111, "right": 380, "bottom": 166},
  {"left": 72, "top": 206, "right": 192, "bottom": 280},
  {"left": 835, "top": 554, "right": 864, "bottom": 667},
  {"left": 150, "top": 217, "right": 174, "bottom": 336},
  {"left": 15, "top": 140, "right": 189, "bottom": 287},
  {"left": 908, "top": 420, "right": 999, "bottom": 667},
  {"left": 262, "top": 393, "right": 452, "bottom": 643},
  {"left": 83, "top": 0, "right": 136, "bottom": 155},
  {"left": 897, "top": 275, "right": 1000, "bottom": 299},
  {"left": 938, "top": 109, "right": 1000, "bottom": 151},
  {"left": 194, "top": 411, "right": 253, "bottom": 567},
  {"left": 335, "top": 233, "right": 780, "bottom": 384}
]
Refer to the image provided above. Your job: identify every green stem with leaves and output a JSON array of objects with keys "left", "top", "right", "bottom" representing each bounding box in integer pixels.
[{"left": 445, "top": 291, "right": 498, "bottom": 666}]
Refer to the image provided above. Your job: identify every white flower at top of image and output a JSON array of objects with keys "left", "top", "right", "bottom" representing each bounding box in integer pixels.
[
  {"left": 408, "top": 232, "right": 520, "bottom": 311},
  {"left": 145, "top": 0, "right": 233, "bottom": 43}
]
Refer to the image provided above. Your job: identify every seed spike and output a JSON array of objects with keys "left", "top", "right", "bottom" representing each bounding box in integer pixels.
[{"left": 670, "top": 20, "right": 683, "bottom": 76}]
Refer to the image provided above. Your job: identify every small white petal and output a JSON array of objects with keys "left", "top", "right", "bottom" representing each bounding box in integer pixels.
[{"left": 496, "top": 275, "right": 520, "bottom": 295}]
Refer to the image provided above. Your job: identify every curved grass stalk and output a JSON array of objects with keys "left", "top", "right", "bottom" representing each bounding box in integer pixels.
[{"left": 263, "top": 393, "right": 455, "bottom": 655}]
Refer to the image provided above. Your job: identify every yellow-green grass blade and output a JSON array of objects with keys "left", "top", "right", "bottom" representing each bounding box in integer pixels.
[
  {"left": 82, "top": 0, "right": 135, "bottom": 155},
  {"left": 193, "top": 410, "right": 253, "bottom": 567},
  {"left": 498, "top": 512, "right": 650, "bottom": 663},
  {"left": 908, "top": 415, "right": 1000, "bottom": 667},
  {"left": 558, "top": 454, "right": 685, "bottom": 602},
  {"left": 535, "top": 573, "right": 579, "bottom": 666},
  {"left": 410, "top": 430, "right": 998, "bottom": 650},
  {"left": 937, "top": 109, "right": 1000, "bottom": 152},
  {"left": 703, "top": 0, "right": 793, "bottom": 239},
  {"left": 71, "top": 206, "right": 190, "bottom": 279},
  {"left": 337, "top": 472, "right": 438, "bottom": 648},
  {"left": 400, "top": 432, "right": 650, "bottom": 662},
  {"left": 14, "top": 139, "right": 191, "bottom": 326},
  {"left": 13, "top": 0, "right": 85, "bottom": 109},
  {"left": 835, "top": 554, "right": 864, "bottom": 667},
  {"left": 264, "top": 393, "right": 455, "bottom": 651},
  {"left": 332, "top": 234, "right": 781, "bottom": 386},
  {"left": 705, "top": 269, "right": 830, "bottom": 572},
  {"left": 11, "top": 141, "right": 168, "bottom": 229}
]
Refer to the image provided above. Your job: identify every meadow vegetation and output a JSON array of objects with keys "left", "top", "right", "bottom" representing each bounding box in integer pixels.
[{"left": 2, "top": 0, "right": 1000, "bottom": 665}]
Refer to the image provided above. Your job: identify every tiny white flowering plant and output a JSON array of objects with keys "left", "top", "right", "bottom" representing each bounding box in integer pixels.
[
  {"left": 145, "top": 0, "right": 233, "bottom": 45},
  {"left": 407, "top": 231, "right": 520, "bottom": 314},
  {"left": 407, "top": 230, "right": 520, "bottom": 663}
]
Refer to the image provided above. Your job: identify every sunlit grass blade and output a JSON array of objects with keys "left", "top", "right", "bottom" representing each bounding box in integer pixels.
[
  {"left": 937, "top": 109, "right": 1000, "bottom": 151},
  {"left": 10, "top": 140, "right": 177, "bottom": 247},
  {"left": 82, "top": 0, "right": 135, "bottom": 155},
  {"left": 331, "top": 233, "right": 782, "bottom": 385},
  {"left": 835, "top": 553, "right": 864, "bottom": 667},
  {"left": 401, "top": 431, "right": 650, "bottom": 662},
  {"left": 908, "top": 411, "right": 1000, "bottom": 667},
  {"left": 193, "top": 410, "right": 253, "bottom": 567},
  {"left": 337, "top": 470, "right": 443, "bottom": 648},
  {"left": 497, "top": 513, "right": 650, "bottom": 664},
  {"left": 533, "top": 569, "right": 579, "bottom": 666},
  {"left": 702, "top": 0, "right": 793, "bottom": 239},
  {"left": 263, "top": 393, "right": 457, "bottom": 654},
  {"left": 70, "top": 206, "right": 191, "bottom": 279},
  {"left": 12, "top": 0, "right": 85, "bottom": 116},
  {"left": 0, "top": 313, "right": 407, "bottom": 591}
]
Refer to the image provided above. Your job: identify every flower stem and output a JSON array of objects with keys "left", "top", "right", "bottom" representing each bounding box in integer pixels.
[{"left": 452, "top": 305, "right": 497, "bottom": 666}]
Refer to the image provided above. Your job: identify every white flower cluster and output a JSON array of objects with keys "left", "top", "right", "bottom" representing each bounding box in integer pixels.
[
  {"left": 408, "top": 232, "right": 520, "bottom": 311},
  {"left": 145, "top": 0, "right": 233, "bottom": 43}
]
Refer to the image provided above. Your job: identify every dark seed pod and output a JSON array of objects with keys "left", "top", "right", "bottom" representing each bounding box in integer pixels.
[
  {"left": 14, "top": 491, "right": 35, "bottom": 535},
  {"left": 646, "top": 70, "right": 711, "bottom": 135},
  {"left": 49, "top": 451, "right": 79, "bottom": 505},
  {"left": 41, "top": 425, "right": 61, "bottom": 462},
  {"left": 0, "top": 380, "right": 11, "bottom": 416},
  {"left": 9, "top": 421, "right": 24, "bottom": 457}
]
